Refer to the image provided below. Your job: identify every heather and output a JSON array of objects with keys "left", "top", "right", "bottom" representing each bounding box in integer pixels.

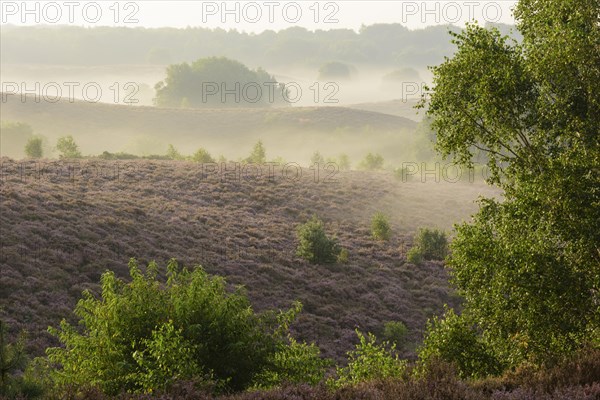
[{"left": 1, "top": 159, "right": 493, "bottom": 362}]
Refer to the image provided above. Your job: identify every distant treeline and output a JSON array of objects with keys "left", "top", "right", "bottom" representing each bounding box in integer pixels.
[{"left": 0, "top": 22, "right": 519, "bottom": 69}]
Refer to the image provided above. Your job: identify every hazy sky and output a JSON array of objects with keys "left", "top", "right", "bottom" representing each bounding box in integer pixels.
[{"left": 1, "top": 1, "right": 517, "bottom": 31}]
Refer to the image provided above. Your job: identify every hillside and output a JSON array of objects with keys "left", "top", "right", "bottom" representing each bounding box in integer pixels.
[
  {"left": 0, "top": 159, "right": 498, "bottom": 361},
  {"left": 349, "top": 99, "right": 424, "bottom": 121},
  {"left": 0, "top": 95, "right": 418, "bottom": 161}
]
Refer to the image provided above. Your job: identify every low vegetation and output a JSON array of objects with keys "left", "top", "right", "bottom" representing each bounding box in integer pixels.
[
  {"left": 371, "top": 212, "right": 392, "bottom": 241},
  {"left": 295, "top": 216, "right": 340, "bottom": 265},
  {"left": 46, "top": 260, "right": 326, "bottom": 395},
  {"left": 407, "top": 228, "right": 448, "bottom": 265},
  {"left": 1, "top": 0, "right": 597, "bottom": 398},
  {"left": 55, "top": 135, "right": 82, "bottom": 159},
  {"left": 358, "top": 153, "right": 385, "bottom": 171},
  {"left": 24, "top": 137, "right": 44, "bottom": 159}
]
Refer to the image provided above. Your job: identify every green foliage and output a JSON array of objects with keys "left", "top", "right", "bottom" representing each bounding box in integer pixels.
[
  {"left": 191, "top": 147, "right": 215, "bottom": 163},
  {"left": 450, "top": 190, "right": 600, "bottom": 367},
  {"left": 329, "top": 330, "right": 406, "bottom": 388},
  {"left": 131, "top": 321, "right": 202, "bottom": 393},
  {"left": 417, "top": 308, "right": 503, "bottom": 379},
  {"left": 154, "top": 57, "right": 286, "bottom": 108},
  {"left": 98, "top": 151, "right": 140, "bottom": 160},
  {"left": 383, "top": 321, "right": 408, "bottom": 349},
  {"left": 371, "top": 212, "right": 392, "bottom": 241},
  {"left": 55, "top": 135, "right": 82, "bottom": 159},
  {"left": 252, "top": 335, "right": 331, "bottom": 389},
  {"left": 337, "top": 153, "right": 351, "bottom": 171},
  {"left": 0, "top": 320, "right": 28, "bottom": 396},
  {"left": 246, "top": 140, "right": 267, "bottom": 164},
  {"left": 166, "top": 144, "right": 184, "bottom": 160},
  {"left": 24, "top": 136, "right": 44, "bottom": 158},
  {"left": 415, "top": 228, "right": 448, "bottom": 260},
  {"left": 406, "top": 246, "right": 424, "bottom": 265},
  {"left": 421, "top": 0, "right": 600, "bottom": 370},
  {"left": 336, "top": 248, "right": 349, "bottom": 264},
  {"left": 394, "top": 166, "right": 413, "bottom": 181},
  {"left": 358, "top": 153, "right": 384, "bottom": 171},
  {"left": 46, "top": 259, "right": 304, "bottom": 395},
  {"left": 296, "top": 216, "right": 340, "bottom": 264}
]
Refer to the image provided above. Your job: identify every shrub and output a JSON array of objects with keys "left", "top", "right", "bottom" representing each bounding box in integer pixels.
[
  {"left": 358, "top": 153, "right": 384, "bottom": 171},
  {"left": 252, "top": 335, "right": 331, "bottom": 390},
  {"left": 336, "top": 248, "right": 349, "bottom": 264},
  {"left": 192, "top": 148, "right": 215, "bottom": 163},
  {"left": 329, "top": 330, "right": 406, "bottom": 388},
  {"left": 0, "top": 320, "right": 28, "bottom": 397},
  {"left": 394, "top": 166, "right": 414, "bottom": 182},
  {"left": 338, "top": 154, "right": 351, "bottom": 171},
  {"left": 46, "top": 259, "right": 305, "bottom": 395},
  {"left": 55, "top": 135, "right": 82, "bottom": 159},
  {"left": 406, "top": 246, "right": 424, "bottom": 265},
  {"left": 296, "top": 216, "right": 340, "bottom": 264},
  {"left": 246, "top": 140, "right": 266, "bottom": 164},
  {"left": 383, "top": 321, "right": 408, "bottom": 349},
  {"left": 98, "top": 151, "right": 139, "bottom": 160},
  {"left": 166, "top": 144, "right": 185, "bottom": 160},
  {"left": 408, "top": 228, "right": 449, "bottom": 264},
  {"left": 371, "top": 212, "right": 392, "bottom": 241},
  {"left": 24, "top": 136, "right": 44, "bottom": 158},
  {"left": 417, "top": 308, "right": 503, "bottom": 379}
]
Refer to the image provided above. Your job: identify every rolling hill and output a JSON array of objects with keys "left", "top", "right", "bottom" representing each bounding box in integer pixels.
[
  {"left": 0, "top": 159, "right": 498, "bottom": 361},
  {"left": 1, "top": 95, "right": 418, "bottom": 161}
]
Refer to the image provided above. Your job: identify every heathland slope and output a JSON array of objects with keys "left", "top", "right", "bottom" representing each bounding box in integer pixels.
[
  {"left": 0, "top": 95, "right": 418, "bottom": 161},
  {"left": 0, "top": 159, "right": 498, "bottom": 361}
]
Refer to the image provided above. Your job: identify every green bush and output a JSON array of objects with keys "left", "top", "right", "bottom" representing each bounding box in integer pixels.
[
  {"left": 371, "top": 212, "right": 392, "bottom": 241},
  {"left": 329, "top": 330, "right": 406, "bottom": 388},
  {"left": 338, "top": 154, "right": 351, "bottom": 171},
  {"left": 46, "top": 259, "right": 305, "bottom": 395},
  {"left": 166, "top": 144, "right": 185, "bottom": 160},
  {"left": 406, "top": 246, "right": 424, "bottom": 265},
  {"left": 24, "top": 136, "right": 44, "bottom": 158},
  {"left": 383, "top": 321, "right": 408, "bottom": 349},
  {"left": 336, "top": 248, "right": 349, "bottom": 264},
  {"left": 409, "top": 228, "right": 449, "bottom": 264},
  {"left": 394, "top": 166, "right": 415, "bottom": 181},
  {"left": 252, "top": 335, "right": 331, "bottom": 389},
  {"left": 0, "top": 320, "right": 28, "bottom": 397},
  {"left": 417, "top": 308, "right": 503, "bottom": 379},
  {"left": 246, "top": 140, "right": 266, "bottom": 164},
  {"left": 192, "top": 147, "right": 215, "bottom": 163},
  {"left": 358, "top": 153, "right": 385, "bottom": 171},
  {"left": 98, "top": 151, "right": 140, "bottom": 160},
  {"left": 296, "top": 216, "right": 340, "bottom": 264},
  {"left": 55, "top": 135, "right": 82, "bottom": 159}
]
